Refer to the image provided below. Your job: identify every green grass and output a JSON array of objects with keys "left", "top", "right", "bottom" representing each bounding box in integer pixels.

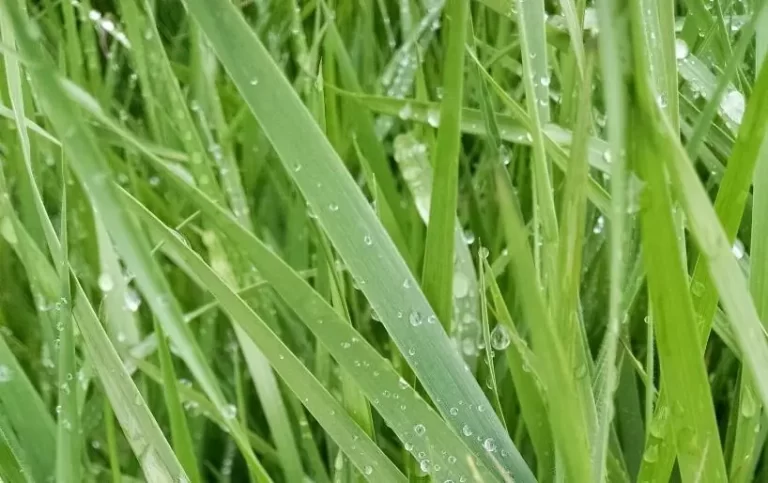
[{"left": 0, "top": 0, "right": 767, "bottom": 482}]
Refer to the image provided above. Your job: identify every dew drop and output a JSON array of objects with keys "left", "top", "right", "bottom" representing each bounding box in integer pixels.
[
  {"left": 0, "top": 365, "right": 12, "bottom": 383},
  {"left": 98, "top": 273, "right": 114, "bottom": 292},
  {"left": 674, "top": 38, "right": 689, "bottom": 60},
  {"left": 483, "top": 438, "right": 496, "bottom": 452},
  {"left": 732, "top": 239, "right": 745, "bottom": 260},
  {"left": 491, "top": 325, "right": 511, "bottom": 350},
  {"left": 222, "top": 404, "right": 237, "bottom": 420},
  {"left": 409, "top": 311, "right": 423, "bottom": 327},
  {"left": 414, "top": 423, "right": 426, "bottom": 436}
]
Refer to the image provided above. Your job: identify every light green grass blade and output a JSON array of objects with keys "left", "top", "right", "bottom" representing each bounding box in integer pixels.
[
  {"left": 638, "top": 44, "right": 768, "bottom": 482},
  {"left": 153, "top": 318, "right": 202, "bottom": 483},
  {"left": 513, "top": 0, "right": 558, "bottom": 290},
  {"left": 552, "top": 45, "right": 598, "bottom": 454},
  {"left": 54, "top": 169, "right": 80, "bottom": 483},
  {"left": 181, "top": 0, "right": 533, "bottom": 479},
  {"left": 420, "top": 0, "right": 469, "bottom": 329},
  {"left": 593, "top": 0, "right": 631, "bottom": 478}
]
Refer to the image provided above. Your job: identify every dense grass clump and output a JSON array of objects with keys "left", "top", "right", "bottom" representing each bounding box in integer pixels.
[{"left": 0, "top": 0, "right": 767, "bottom": 481}]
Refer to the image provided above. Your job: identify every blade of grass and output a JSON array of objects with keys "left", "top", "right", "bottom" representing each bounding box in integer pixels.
[
  {"left": 495, "top": 167, "right": 592, "bottom": 481},
  {"left": 634, "top": 110, "right": 727, "bottom": 480},
  {"left": 637, "top": 44, "right": 768, "bottom": 482},
  {"left": 55, "top": 166, "right": 80, "bottom": 483},
  {"left": 420, "top": 0, "right": 469, "bottom": 330},
  {"left": 153, "top": 318, "right": 202, "bottom": 483},
  {"left": 593, "top": 0, "right": 631, "bottom": 477},
  {"left": 513, "top": 0, "right": 559, "bottom": 291},
  {"left": 180, "top": 0, "right": 534, "bottom": 479},
  {"left": 729, "top": 139, "right": 768, "bottom": 483}
]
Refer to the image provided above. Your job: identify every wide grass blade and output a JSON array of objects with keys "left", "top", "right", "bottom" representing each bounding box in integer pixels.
[{"left": 180, "top": 0, "right": 533, "bottom": 479}]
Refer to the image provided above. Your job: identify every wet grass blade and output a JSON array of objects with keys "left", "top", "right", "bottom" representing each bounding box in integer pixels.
[{"left": 181, "top": 0, "right": 533, "bottom": 479}]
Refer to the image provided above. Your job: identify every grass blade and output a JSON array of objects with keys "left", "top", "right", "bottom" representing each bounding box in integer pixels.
[
  {"left": 181, "top": 0, "right": 533, "bottom": 479},
  {"left": 420, "top": 0, "right": 469, "bottom": 329}
]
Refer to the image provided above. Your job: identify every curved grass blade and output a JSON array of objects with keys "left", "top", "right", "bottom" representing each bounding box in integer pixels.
[{"left": 181, "top": 0, "right": 534, "bottom": 479}]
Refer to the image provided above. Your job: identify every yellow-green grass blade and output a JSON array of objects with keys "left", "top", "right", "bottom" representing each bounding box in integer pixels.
[
  {"left": 644, "top": 97, "right": 768, "bottom": 478},
  {"left": 594, "top": 0, "right": 631, "bottom": 477},
  {"left": 181, "top": 0, "right": 533, "bottom": 479},
  {"left": 638, "top": 43, "right": 768, "bottom": 482},
  {"left": 552, "top": 45, "right": 598, "bottom": 453},
  {"left": 634, "top": 112, "right": 727, "bottom": 480}
]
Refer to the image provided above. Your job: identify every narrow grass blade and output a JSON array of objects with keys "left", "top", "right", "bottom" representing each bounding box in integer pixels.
[
  {"left": 495, "top": 168, "right": 592, "bottom": 481},
  {"left": 153, "top": 318, "right": 202, "bottom": 483},
  {"left": 393, "top": 133, "right": 481, "bottom": 361},
  {"left": 512, "top": 0, "right": 559, "bottom": 291},
  {"left": 55, "top": 171, "right": 80, "bottom": 483},
  {"left": 420, "top": 0, "right": 469, "bottom": 328}
]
